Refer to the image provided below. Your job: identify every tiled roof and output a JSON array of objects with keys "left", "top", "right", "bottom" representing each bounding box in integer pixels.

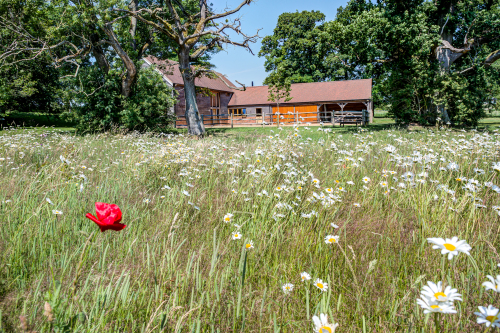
[
  {"left": 143, "top": 56, "right": 236, "bottom": 93},
  {"left": 228, "top": 79, "right": 372, "bottom": 106}
]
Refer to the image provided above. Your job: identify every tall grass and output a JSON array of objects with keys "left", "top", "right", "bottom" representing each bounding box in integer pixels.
[{"left": 0, "top": 125, "right": 499, "bottom": 332}]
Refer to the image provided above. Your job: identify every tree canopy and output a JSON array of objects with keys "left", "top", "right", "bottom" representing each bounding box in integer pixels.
[
  {"left": 261, "top": 1, "right": 500, "bottom": 126},
  {"left": 259, "top": 10, "right": 329, "bottom": 85}
]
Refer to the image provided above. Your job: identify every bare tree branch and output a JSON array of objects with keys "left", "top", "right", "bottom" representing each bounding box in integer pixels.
[
  {"left": 485, "top": 49, "right": 500, "bottom": 66},
  {"left": 460, "top": 49, "right": 500, "bottom": 75},
  {"left": 205, "top": 0, "right": 252, "bottom": 22}
]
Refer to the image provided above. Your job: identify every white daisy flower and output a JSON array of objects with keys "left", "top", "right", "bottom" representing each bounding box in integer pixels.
[
  {"left": 482, "top": 275, "right": 500, "bottom": 293},
  {"left": 420, "top": 281, "right": 462, "bottom": 302},
  {"left": 52, "top": 210, "right": 63, "bottom": 215},
  {"left": 282, "top": 283, "right": 294, "bottom": 294},
  {"left": 244, "top": 240, "right": 254, "bottom": 250},
  {"left": 416, "top": 296, "right": 457, "bottom": 314},
  {"left": 427, "top": 237, "right": 471, "bottom": 260},
  {"left": 45, "top": 198, "right": 54, "bottom": 205},
  {"left": 362, "top": 177, "right": 370, "bottom": 183},
  {"left": 331, "top": 223, "right": 339, "bottom": 229},
  {"left": 475, "top": 305, "right": 500, "bottom": 327},
  {"left": 182, "top": 190, "right": 190, "bottom": 197},
  {"left": 223, "top": 213, "right": 233, "bottom": 223},
  {"left": 312, "top": 313, "right": 339, "bottom": 333},
  {"left": 300, "top": 272, "right": 311, "bottom": 281},
  {"left": 324, "top": 235, "right": 339, "bottom": 244},
  {"left": 232, "top": 231, "right": 242, "bottom": 240},
  {"left": 314, "top": 278, "right": 328, "bottom": 292}
]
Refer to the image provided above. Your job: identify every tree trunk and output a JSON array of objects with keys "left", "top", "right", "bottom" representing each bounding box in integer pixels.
[
  {"left": 103, "top": 24, "right": 137, "bottom": 98},
  {"left": 90, "top": 32, "right": 109, "bottom": 74},
  {"left": 128, "top": 0, "right": 138, "bottom": 50},
  {"left": 179, "top": 48, "right": 205, "bottom": 136},
  {"left": 434, "top": 11, "right": 457, "bottom": 124}
]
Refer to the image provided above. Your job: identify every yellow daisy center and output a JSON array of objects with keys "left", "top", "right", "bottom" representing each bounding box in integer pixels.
[
  {"left": 245, "top": 243, "right": 251, "bottom": 249},
  {"left": 434, "top": 292, "right": 446, "bottom": 299},
  {"left": 285, "top": 286, "right": 290, "bottom": 290},
  {"left": 225, "top": 217, "right": 230, "bottom": 221},
  {"left": 319, "top": 326, "right": 332, "bottom": 333},
  {"left": 487, "top": 315, "right": 497, "bottom": 323},
  {"left": 430, "top": 305, "right": 440, "bottom": 309},
  {"left": 443, "top": 243, "right": 456, "bottom": 251},
  {"left": 234, "top": 234, "right": 239, "bottom": 238},
  {"left": 317, "top": 283, "right": 324, "bottom": 289},
  {"left": 329, "top": 238, "right": 336, "bottom": 243}
]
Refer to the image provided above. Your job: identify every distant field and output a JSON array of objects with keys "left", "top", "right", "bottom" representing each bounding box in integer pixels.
[{"left": 1, "top": 125, "right": 499, "bottom": 332}]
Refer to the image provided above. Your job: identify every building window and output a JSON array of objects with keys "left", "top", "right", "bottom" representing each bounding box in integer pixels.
[
  {"left": 230, "top": 109, "right": 246, "bottom": 117},
  {"left": 256, "top": 108, "right": 262, "bottom": 116}
]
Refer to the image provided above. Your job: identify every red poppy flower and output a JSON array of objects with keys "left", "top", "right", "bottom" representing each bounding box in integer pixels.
[{"left": 86, "top": 202, "right": 126, "bottom": 232}]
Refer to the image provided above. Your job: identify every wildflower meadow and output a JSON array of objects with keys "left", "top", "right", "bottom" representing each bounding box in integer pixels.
[{"left": 1, "top": 125, "right": 500, "bottom": 332}]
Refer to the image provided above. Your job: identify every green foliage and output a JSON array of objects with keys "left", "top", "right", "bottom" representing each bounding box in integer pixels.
[
  {"left": 331, "top": 0, "right": 500, "bottom": 126},
  {"left": 259, "top": 11, "right": 329, "bottom": 85},
  {"left": 0, "top": 59, "right": 60, "bottom": 114},
  {"left": 261, "top": 0, "right": 500, "bottom": 127},
  {"left": 65, "top": 65, "right": 176, "bottom": 132},
  {"left": 0, "top": 0, "right": 60, "bottom": 115},
  {"left": 267, "top": 78, "right": 292, "bottom": 106}
]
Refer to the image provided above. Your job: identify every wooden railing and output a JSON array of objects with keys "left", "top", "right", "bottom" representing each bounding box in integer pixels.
[{"left": 175, "top": 110, "right": 369, "bottom": 128}]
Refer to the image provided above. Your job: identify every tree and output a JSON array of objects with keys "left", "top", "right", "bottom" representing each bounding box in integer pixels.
[
  {"left": 259, "top": 0, "right": 500, "bottom": 126},
  {"left": 117, "top": 0, "right": 259, "bottom": 136},
  {"left": 267, "top": 73, "right": 292, "bottom": 127},
  {"left": 0, "top": 0, "right": 61, "bottom": 115},
  {"left": 324, "top": 0, "right": 500, "bottom": 126},
  {"left": 259, "top": 11, "right": 329, "bottom": 85},
  {"left": 0, "top": 0, "right": 179, "bottom": 130}
]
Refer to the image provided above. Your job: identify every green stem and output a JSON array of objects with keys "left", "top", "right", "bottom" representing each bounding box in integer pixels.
[
  {"left": 241, "top": 251, "right": 247, "bottom": 288},
  {"left": 434, "top": 312, "right": 440, "bottom": 333}
]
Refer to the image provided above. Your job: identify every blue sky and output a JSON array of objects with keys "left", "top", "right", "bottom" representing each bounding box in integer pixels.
[{"left": 210, "top": 0, "right": 349, "bottom": 87}]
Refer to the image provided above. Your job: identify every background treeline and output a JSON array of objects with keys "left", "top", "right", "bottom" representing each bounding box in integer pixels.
[
  {"left": 260, "top": 0, "right": 500, "bottom": 126},
  {"left": 1, "top": 0, "right": 500, "bottom": 129},
  {"left": 0, "top": 0, "right": 216, "bottom": 132}
]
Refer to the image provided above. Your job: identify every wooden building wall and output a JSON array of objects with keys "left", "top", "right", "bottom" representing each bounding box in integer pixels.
[
  {"left": 272, "top": 105, "right": 318, "bottom": 123},
  {"left": 174, "top": 85, "right": 233, "bottom": 117}
]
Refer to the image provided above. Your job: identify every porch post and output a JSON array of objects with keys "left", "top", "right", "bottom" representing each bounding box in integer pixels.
[{"left": 369, "top": 100, "right": 374, "bottom": 123}]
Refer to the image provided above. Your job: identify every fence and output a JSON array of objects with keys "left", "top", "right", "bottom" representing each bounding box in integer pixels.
[{"left": 175, "top": 110, "right": 370, "bottom": 128}]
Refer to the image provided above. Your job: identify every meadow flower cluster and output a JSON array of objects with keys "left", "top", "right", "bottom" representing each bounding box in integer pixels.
[{"left": 1, "top": 125, "right": 500, "bottom": 331}]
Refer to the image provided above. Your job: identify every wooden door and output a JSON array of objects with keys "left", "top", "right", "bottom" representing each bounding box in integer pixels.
[
  {"left": 294, "top": 105, "right": 318, "bottom": 123},
  {"left": 272, "top": 106, "right": 295, "bottom": 123}
]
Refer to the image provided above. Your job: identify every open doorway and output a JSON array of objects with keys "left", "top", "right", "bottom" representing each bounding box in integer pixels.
[{"left": 256, "top": 108, "right": 262, "bottom": 123}]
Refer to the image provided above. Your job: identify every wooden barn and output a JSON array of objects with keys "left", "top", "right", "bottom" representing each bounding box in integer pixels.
[
  {"left": 143, "top": 56, "right": 373, "bottom": 126},
  {"left": 143, "top": 56, "right": 236, "bottom": 119},
  {"left": 228, "top": 79, "right": 373, "bottom": 125}
]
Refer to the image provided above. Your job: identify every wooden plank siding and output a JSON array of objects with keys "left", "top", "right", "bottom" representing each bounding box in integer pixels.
[{"left": 272, "top": 105, "right": 318, "bottom": 123}]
